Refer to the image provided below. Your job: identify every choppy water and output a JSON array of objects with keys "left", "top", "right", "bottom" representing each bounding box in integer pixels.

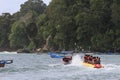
[{"left": 0, "top": 53, "right": 120, "bottom": 80}]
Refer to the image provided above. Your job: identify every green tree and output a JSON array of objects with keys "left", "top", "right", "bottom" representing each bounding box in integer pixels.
[
  {"left": 89, "top": 0, "right": 113, "bottom": 51},
  {"left": 46, "top": 0, "right": 78, "bottom": 50},
  {"left": 20, "top": 0, "right": 46, "bottom": 15},
  {"left": 111, "top": 0, "right": 120, "bottom": 52},
  {"left": 0, "top": 13, "right": 13, "bottom": 48},
  {"left": 9, "top": 21, "right": 29, "bottom": 48}
]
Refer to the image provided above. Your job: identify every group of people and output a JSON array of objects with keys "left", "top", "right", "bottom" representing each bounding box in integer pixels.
[{"left": 84, "top": 54, "right": 101, "bottom": 64}]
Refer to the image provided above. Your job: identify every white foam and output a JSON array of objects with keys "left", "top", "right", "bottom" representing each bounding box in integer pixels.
[
  {"left": 70, "top": 54, "right": 83, "bottom": 66},
  {"left": 0, "top": 51, "right": 17, "bottom": 54},
  {"left": 104, "top": 64, "right": 120, "bottom": 70}
]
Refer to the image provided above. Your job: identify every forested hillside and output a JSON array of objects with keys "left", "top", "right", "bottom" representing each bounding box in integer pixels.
[{"left": 0, "top": 0, "right": 119, "bottom": 52}]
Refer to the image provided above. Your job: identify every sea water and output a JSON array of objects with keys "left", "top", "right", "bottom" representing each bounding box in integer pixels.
[{"left": 0, "top": 53, "right": 120, "bottom": 80}]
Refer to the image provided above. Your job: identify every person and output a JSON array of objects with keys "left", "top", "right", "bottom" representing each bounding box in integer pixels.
[
  {"left": 84, "top": 55, "right": 87, "bottom": 62},
  {"left": 86, "top": 55, "right": 90, "bottom": 63},
  {"left": 98, "top": 57, "right": 101, "bottom": 64},
  {"left": 89, "top": 56, "right": 93, "bottom": 64},
  {"left": 0, "top": 60, "right": 6, "bottom": 64},
  {"left": 95, "top": 57, "right": 101, "bottom": 64},
  {"left": 92, "top": 57, "right": 96, "bottom": 64}
]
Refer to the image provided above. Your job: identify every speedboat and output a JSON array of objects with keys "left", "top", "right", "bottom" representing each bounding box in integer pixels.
[
  {"left": 48, "top": 51, "right": 73, "bottom": 59},
  {"left": 62, "top": 56, "right": 72, "bottom": 65},
  {"left": 48, "top": 51, "right": 73, "bottom": 65}
]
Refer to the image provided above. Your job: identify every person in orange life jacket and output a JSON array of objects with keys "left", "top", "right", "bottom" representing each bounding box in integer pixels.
[
  {"left": 88, "top": 56, "right": 93, "bottom": 64},
  {"left": 92, "top": 57, "right": 96, "bottom": 64},
  {"left": 84, "top": 55, "right": 87, "bottom": 62}
]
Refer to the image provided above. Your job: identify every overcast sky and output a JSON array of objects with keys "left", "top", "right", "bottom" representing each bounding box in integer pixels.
[{"left": 0, "top": 0, "right": 51, "bottom": 15}]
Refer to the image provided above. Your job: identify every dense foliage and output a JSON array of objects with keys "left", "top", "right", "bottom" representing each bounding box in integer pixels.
[{"left": 0, "top": 0, "right": 119, "bottom": 52}]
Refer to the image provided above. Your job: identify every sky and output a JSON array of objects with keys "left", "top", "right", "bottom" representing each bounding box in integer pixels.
[{"left": 0, "top": 0, "right": 51, "bottom": 15}]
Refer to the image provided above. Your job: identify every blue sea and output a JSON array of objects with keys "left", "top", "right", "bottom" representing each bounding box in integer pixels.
[{"left": 0, "top": 52, "right": 120, "bottom": 80}]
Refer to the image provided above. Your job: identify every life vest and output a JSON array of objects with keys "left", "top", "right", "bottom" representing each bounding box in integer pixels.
[{"left": 94, "top": 64, "right": 102, "bottom": 68}]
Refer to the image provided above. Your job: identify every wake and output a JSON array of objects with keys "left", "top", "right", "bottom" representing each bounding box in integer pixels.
[
  {"left": 70, "top": 54, "right": 83, "bottom": 66},
  {"left": 48, "top": 63, "right": 62, "bottom": 67},
  {"left": 103, "top": 64, "right": 120, "bottom": 70}
]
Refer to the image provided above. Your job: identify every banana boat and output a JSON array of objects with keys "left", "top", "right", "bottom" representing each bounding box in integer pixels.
[{"left": 82, "top": 62, "right": 104, "bottom": 68}]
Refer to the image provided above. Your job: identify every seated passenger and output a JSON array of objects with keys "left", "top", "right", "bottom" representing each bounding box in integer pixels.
[
  {"left": 96, "top": 57, "right": 101, "bottom": 64},
  {"left": 88, "top": 56, "right": 93, "bottom": 64}
]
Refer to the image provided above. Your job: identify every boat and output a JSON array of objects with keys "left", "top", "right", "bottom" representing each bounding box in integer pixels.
[
  {"left": 0, "top": 60, "right": 13, "bottom": 67},
  {"left": 82, "top": 62, "right": 104, "bottom": 68},
  {"left": 82, "top": 54, "right": 104, "bottom": 68},
  {"left": 61, "top": 51, "right": 73, "bottom": 54},
  {"left": 48, "top": 51, "right": 73, "bottom": 65},
  {"left": 48, "top": 51, "right": 73, "bottom": 58},
  {"left": 48, "top": 52, "right": 64, "bottom": 58},
  {"left": 62, "top": 56, "right": 72, "bottom": 65}
]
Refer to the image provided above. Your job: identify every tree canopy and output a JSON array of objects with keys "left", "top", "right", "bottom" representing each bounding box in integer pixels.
[{"left": 0, "top": 0, "right": 119, "bottom": 53}]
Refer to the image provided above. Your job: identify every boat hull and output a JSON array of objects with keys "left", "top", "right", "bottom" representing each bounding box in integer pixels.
[
  {"left": 82, "top": 62, "right": 104, "bottom": 68},
  {"left": 62, "top": 56, "right": 72, "bottom": 65},
  {"left": 0, "top": 63, "right": 5, "bottom": 67}
]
